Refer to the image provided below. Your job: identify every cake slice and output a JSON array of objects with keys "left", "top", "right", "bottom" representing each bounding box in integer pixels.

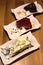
[
  {"left": 24, "top": 2, "right": 37, "bottom": 12},
  {"left": 16, "top": 18, "right": 32, "bottom": 30},
  {"left": 8, "top": 36, "right": 33, "bottom": 58}
]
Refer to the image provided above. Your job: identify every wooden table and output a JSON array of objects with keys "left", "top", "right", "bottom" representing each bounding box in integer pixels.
[{"left": 0, "top": 0, "right": 43, "bottom": 65}]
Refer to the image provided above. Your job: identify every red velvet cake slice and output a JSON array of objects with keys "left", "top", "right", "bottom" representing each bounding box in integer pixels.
[{"left": 16, "top": 18, "right": 32, "bottom": 30}]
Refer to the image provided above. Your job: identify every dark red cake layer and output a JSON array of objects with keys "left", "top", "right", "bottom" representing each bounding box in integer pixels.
[{"left": 16, "top": 18, "right": 32, "bottom": 29}]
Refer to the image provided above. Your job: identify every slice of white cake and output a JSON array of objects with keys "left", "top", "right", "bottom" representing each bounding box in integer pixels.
[{"left": 8, "top": 36, "right": 31, "bottom": 58}]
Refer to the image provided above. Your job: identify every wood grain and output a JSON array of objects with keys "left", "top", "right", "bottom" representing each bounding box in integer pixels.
[{"left": 0, "top": 0, "right": 43, "bottom": 65}]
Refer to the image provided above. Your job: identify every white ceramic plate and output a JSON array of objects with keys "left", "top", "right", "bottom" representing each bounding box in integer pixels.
[
  {"left": 11, "top": 1, "right": 43, "bottom": 20},
  {"left": 3, "top": 15, "right": 41, "bottom": 39},
  {"left": 0, "top": 32, "right": 40, "bottom": 65}
]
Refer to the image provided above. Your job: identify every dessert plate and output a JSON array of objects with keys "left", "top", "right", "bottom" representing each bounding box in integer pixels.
[
  {"left": 3, "top": 15, "right": 41, "bottom": 39},
  {"left": 11, "top": 1, "right": 43, "bottom": 20},
  {"left": 0, "top": 32, "right": 40, "bottom": 65}
]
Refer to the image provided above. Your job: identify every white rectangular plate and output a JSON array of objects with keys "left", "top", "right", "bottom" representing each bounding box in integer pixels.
[
  {"left": 0, "top": 32, "right": 40, "bottom": 65},
  {"left": 3, "top": 15, "right": 41, "bottom": 39},
  {"left": 11, "top": 1, "right": 43, "bottom": 20}
]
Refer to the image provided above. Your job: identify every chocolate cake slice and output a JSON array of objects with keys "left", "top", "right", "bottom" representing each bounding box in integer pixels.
[
  {"left": 24, "top": 2, "right": 37, "bottom": 12},
  {"left": 16, "top": 18, "right": 32, "bottom": 30}
]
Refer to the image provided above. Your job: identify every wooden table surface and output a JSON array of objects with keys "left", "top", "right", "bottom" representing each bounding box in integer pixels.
[{"left": 0, "top": 0, "right": 43, "bottom": 65}]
